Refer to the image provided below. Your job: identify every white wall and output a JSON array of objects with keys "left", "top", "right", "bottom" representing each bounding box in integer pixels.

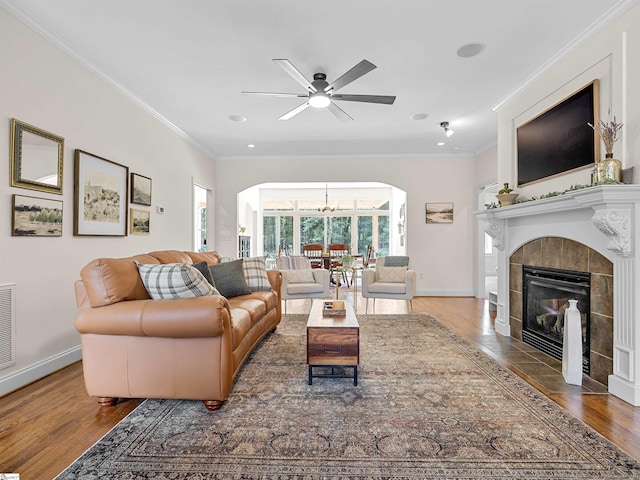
[
  {"left": 0, "top": 10, "right": 217, "bottom": 394},
  {"left": 497, "top": 3, "right": 640, "bottom": 196},
  {"left": 475, "top": 145, "right": 498, "bottom": 187},
  {"left": 216, "top": 155, "right": 478, "bottom": 296}
]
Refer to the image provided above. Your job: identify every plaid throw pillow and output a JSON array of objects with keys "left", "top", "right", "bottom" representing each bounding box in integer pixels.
[
  {"left": 242, "top": 257, "right": 272, "bottom": 291},
  {"left": 275, "top": 256, "right": 311, "bottom": 270},
  {"left": 137, "top": 263, "right": 219, "bottom": 299}
]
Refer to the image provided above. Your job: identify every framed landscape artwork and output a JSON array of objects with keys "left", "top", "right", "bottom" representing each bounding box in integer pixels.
[
  {"left": 74, "top": 149, "right": 128, "bottom": 236},
  {"left": 130, "top": 208, "right": 150, "bottom": 235},
  {"left": 426, "top": 202, "right": 454, "bottom": 224},
  {"left": 12, "top": 194, "right": 63, "bottom": 237},
  {"left": 131, "top": 173, "right": 152, "bottom": 206}
]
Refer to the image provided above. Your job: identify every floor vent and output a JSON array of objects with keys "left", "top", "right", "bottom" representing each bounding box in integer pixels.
[{"left": 0, "top": 283, "right": 16, "bottom": 370}]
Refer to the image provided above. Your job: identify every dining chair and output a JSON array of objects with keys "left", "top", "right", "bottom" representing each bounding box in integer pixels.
[{"left": 301, "top": 243, "right": 324, "bottom": 269}]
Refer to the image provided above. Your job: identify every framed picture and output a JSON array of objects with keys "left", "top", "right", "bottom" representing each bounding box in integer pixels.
[
  {"left": 130, "top": 208, "right": 150, "bottom": 235},
  {"left": 131, "top": 172, "right": 152, "bottom": 206},
  {"left": 74, "top": 149, "right": 128, "bottom": 236},
  {"left": 12, "top": 194, "right": 63, "bottom": 237},
  {"left": 10, "top": 118, "right": 64, "bottom": 195},
  {"left": 426, "top": 202, "right": 454, "bottom": 224}
]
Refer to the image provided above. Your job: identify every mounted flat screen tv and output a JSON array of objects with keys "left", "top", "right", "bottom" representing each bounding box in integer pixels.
[{"left": 517, "top": 80, "right": 599, "bottom": 186}]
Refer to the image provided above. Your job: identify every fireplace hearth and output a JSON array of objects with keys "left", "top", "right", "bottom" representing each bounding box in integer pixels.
[{"left": 522, "top": 266, "right": 590, "bottom": 374}]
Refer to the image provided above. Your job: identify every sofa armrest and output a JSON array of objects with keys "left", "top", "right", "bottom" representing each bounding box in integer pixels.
[
  {"left": 74, "top": 295, "right": 231, "bottom": 338},
  {"left": 267, "top": 269, "right": 282, "bottom": 292}
]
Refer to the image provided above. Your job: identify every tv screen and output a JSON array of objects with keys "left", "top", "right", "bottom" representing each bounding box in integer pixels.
[{"left": 517, "top": 80, "right": 599, "bottom": 186}]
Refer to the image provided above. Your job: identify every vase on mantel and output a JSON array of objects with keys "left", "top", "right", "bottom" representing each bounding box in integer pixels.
[
  {"left": 597, "top": 153, "right": 622, "bottom": 183},
  {"left": 562, "top": 299, "right": 583, "bottom": 386},
  {"left": 496, "top": 192, "right": 519, "bottom": 206},
  {"left": 496, "top": 182, "right": 519, "bottom": 206}
]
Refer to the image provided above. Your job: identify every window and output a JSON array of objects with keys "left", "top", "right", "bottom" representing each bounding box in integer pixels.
[
  {"left": 253, "top": 184, "right": 399, "bottom": 257},
  {"left": 263, "top": 215, "right": 293, "bottom": 257},
  {"left": 357, "top": 216, "right": 373, "bottom": 255},
  {"left": 300, "top": 216, "right": 324, "bottom": 246},
  {"left": 328, "top": 216, "right": 351, "bottom": 244}
]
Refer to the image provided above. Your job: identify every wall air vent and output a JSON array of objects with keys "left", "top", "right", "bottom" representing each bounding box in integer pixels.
[{"left": 0, "top": 283, "right": 16, "bottom": 370}]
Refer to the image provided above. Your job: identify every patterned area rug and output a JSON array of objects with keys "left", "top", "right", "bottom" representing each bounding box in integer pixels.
[{"left": 56, "top": 314, "right": 640, "bottom": 479}]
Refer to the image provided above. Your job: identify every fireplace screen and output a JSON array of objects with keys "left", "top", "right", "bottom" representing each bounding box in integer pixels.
[{"left": 522, "top": 266, "right": 590, "bottom": 374}]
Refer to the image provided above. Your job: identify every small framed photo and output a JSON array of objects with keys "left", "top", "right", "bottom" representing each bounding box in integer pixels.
[
  {"left": 426, "top": 202, "right": 454, "bottom": 224},
  {"left": 130, "top": 208, "right": 150, "bottom": 235},
  {"left": 74, "top": 149, "right": 128, "bottom": 236},
  {"left": 12, "top": 194, "right": 63, "bottom": 236},
  {"left": 131, "top": 172, "right": 152, "bottom": 206}
]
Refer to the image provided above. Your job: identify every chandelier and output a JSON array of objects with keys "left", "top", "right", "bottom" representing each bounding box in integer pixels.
[{"left": 318, "top": 184, "right": 335, "bottom": 212}]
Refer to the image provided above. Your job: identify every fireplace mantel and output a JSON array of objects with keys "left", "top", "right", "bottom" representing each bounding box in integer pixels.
[
  {"left": 476, "top": 184, "right": 640, "bottom": 405},
  {"left": 480, "top": 185, "right": 640, "bottom": 257}
]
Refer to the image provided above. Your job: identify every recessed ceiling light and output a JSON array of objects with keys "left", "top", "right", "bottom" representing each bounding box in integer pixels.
[
  {"left": 457, "top": 43, "right": 485, "bottom": 58},
  {"left": 229, "top": 115, "right": 247, "bottom": 122},
  {"left": 410, "top": 113, "right": 429, "bottom": 120},
  {"left": 436, "top": 142, "right": 445, "bottom": 146},
  {"left": 247, "top": 144, "right": 255, "bottom": 148}
]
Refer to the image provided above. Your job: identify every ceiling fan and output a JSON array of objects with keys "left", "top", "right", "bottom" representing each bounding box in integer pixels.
[{"left": 242, "top": 59, "right": 396, "bottom": 122}]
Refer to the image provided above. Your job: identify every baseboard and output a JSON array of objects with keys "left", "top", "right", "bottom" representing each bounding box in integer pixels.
[
  {"left": 0, "top": 345, "right": 82, "bottom": 397},
  {"left": 416, "top": 289, "right": 476, "bottom": 297}
]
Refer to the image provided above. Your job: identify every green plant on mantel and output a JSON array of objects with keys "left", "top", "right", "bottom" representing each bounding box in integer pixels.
[{"left": 484, "top": 182, "right": 621, "bottom": 210}]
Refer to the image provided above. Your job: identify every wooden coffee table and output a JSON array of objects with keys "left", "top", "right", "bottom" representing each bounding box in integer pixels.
[{"left": 307, "top": 300, "right": 359, "bottom": 385}]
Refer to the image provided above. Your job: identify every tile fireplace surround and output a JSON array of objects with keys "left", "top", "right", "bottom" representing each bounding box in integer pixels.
[{"left": 478, "top": 185, "right": 640, "bottom": 405}]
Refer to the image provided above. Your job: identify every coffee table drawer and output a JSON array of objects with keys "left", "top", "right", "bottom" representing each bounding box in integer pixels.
[{"left": 307, "top": 327, "right": 359, "bottom": 365}]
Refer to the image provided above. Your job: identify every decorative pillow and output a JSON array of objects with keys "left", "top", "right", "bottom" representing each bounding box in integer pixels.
[
  {"left": 209, "top": 259, "right": 252, "bottom": 298},
  {"left": 383, "top": 256, "right": 410, "bottom": 267},
  {"left": 242, "top": 257, "right": 271, "bottom": 291},
  {"left": 191, "top": 260, "right": 216, "bottom": 287},
  {"left": 136, "top": 263, "right": 219, "bottom": 299},
  {"left": 275, "top": 256, "right": 311, "bottom": 270},
  {"left": 285, "top": 269, "right": 316, "bottom": 283},
  {"left": 377, "top": 266, "right": 408, "bottom": 283}
]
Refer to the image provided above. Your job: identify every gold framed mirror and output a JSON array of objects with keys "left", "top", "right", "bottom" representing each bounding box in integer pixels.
[{"left": 10, "top": 118, "right": 64, "bottom": 194}]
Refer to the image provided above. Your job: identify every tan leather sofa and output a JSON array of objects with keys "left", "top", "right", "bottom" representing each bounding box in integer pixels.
[{"left": 74, "top": 250, "right": 281, "bottom": 411}]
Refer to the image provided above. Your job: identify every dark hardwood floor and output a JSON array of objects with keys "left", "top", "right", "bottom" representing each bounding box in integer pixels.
[{"left": 1, "top": 295, "right": 639, "bottom": 479}]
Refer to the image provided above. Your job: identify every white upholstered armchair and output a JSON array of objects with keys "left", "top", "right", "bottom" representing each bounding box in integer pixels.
[
  {"left": 361, "top": 256, "right": 416, "bottom": 313},
  {"left": 275, "top": 256, "right": 330, "bottom": 313}
]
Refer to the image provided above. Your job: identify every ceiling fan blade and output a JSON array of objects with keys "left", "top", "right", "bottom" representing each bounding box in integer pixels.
[
  {"left": 331, "top": 93, "right": 396, "bottom": 105},
  {"left": 242, "top": 91, "right": 308, "bottom": 98},
  {"left": 327, "top": 102, "right": 354, "bottom": 123},
  {"left": 325, "top": 59, "right": 376, "bottom": 93},
  {"left": 279, "top": 102, "right": 310, "bottom": 120},
  {"left": 273, "top": 59, "right": 317, "bottom": 92}
]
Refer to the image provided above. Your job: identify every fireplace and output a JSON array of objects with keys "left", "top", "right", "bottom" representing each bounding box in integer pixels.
[
  {"left": 522, "top": 266, "right": 590, "bottom": 374},
  {"left": 478, "top": 185, "right": 640, "bottom": 405}
]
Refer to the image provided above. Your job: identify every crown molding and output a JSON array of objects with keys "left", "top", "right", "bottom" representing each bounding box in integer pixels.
[
  {"left": 492, "top": 0, "right": 640, "bottom": 112},
  {"left": 0, "top": 0, "right": 216, "bottom": 159}
]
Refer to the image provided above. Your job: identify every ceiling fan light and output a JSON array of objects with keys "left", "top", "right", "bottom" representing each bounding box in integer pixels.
[{"left": 309, "top": 92, "right": 331, "bottom": 108}]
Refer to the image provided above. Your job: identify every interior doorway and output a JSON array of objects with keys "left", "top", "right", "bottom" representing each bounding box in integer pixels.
[
  {"left": 476, "top": 182, "right": 498, "bottom": 299},
  {"left": 194, "top": 184, "right": 207, "bottom": 252}
]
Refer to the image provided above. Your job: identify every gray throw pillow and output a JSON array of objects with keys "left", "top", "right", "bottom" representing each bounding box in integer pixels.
[
  {"left": 209, "top": 259, "right": 252, "bottom": 298},
  {"left": 192, "top": 260, "right": 216, "bottom": 287},
  {"left": 384, "top": 256, "right": 410, "bottom": 267}
]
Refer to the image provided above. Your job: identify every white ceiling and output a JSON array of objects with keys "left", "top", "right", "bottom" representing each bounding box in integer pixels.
[{"left": 2, "top": 0, "right": 635, "bottom": 159}]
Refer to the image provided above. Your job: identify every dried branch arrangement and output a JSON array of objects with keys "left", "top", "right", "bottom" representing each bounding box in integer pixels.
[{"left": 588, "top": 116, "right": 623, "bottom": 155}]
